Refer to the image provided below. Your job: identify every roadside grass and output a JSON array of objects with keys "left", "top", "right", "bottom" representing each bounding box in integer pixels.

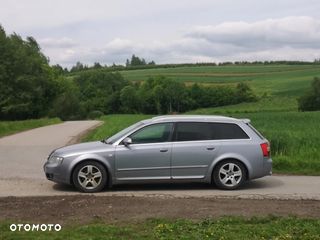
[
  {"left": 84, "top": 112, "right": 320, "bottom": 175},
  {"left": 83, "top": 114, "right": 152, "bottom": 142},
  {"left": 1, "top": 216, "right": 320, "bottom": 240},
  {"left": 0, "top": 118, "right": 61, "bottom": 138},
  {"left": 188, "top": 96, "right": 298, "bottom": 114}
]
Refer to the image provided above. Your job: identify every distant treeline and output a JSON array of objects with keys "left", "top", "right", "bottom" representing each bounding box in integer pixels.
[
  {"left": 51, "top": 72, "right": 257, "bottom": 120},
  {"left": 54, "top": 58, "right": 320, "bottom": 76}
]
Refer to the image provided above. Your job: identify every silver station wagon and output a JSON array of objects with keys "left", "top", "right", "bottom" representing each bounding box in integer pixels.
[{"left": 44, "top": 115, "right": 272, "bottom": 192}]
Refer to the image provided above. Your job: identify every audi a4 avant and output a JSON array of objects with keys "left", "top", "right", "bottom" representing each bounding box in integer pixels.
[{"left": 44, "top": 115, "right": 272, "bottom": 192}]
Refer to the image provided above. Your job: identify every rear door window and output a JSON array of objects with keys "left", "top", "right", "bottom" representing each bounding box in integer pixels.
[{"left": 175, "top": 122, "right": 211, "bottom": 141}]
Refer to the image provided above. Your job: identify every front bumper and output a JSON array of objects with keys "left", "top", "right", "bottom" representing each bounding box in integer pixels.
[{"left": 43, "top": 161, "right": 70, "bottom": 184}]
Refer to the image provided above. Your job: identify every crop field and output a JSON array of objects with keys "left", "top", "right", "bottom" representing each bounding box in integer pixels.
[
  {"left": 120, "top": 64, "right": 320, "bottom": 96},
  {"left": 84, "top": 112, "right": 320, "bottom": 175}
]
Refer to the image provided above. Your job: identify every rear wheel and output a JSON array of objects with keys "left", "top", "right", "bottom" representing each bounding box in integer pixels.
[
  {"left": 72, "top": 161, "right": 107, "bottom": 193},
  {"left": 213, "top": 160, "right": 246, "bottom": 190}
]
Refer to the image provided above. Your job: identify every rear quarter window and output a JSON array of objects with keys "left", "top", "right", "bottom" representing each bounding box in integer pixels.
[{"left": 210, "top": 123, "right": 250, "bottom": 140}]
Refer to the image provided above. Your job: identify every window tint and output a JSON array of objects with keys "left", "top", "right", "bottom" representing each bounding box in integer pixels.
[
  {"left": 175, "top": 122, "right": 211, "bottom": 141},
  {"left": 130, "top": 123, "right": 173, "bottom": 144},
  {"left": 175, "top": 122, "right": 249, "bottom": 141},
  {"left": 210, "top": 123, "right": 249, "bottom": 140}
]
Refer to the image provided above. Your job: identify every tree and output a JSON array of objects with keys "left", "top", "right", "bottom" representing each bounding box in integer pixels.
[
  {"left": 93, "top": 62, "right": 102, "bottom": 69},
  {"left": 235, "top": 82, "right": 257, "bottom": 102},
  {"left": 120, "top": 85, "right": 139, "bottom": 113},
  {"left": 0, "top": 26, "right": 59, "bottom": 120},
  {"left": 75, "top": 71, "right": 128, "bottom": 114},
  {"left": 70, "top": 61, "right": 84, "bottom": 72},
  {"left": 299, "top": 77, "right": 320, "bottom": 111}
]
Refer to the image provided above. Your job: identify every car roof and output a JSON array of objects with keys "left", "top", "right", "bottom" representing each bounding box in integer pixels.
[{"left": 146, "top": 115, "right": 245, "bottom": 124}]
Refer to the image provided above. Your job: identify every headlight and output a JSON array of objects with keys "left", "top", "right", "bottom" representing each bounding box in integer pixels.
[{"left": 48, "top": 156, "right": 64, "bottom": 164}]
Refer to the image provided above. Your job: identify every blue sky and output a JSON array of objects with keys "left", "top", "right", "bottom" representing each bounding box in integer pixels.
[{"left": 1, "top": 0, "right": 320, "bottom": 67}]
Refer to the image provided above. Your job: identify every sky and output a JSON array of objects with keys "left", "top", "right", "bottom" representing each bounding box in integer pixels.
[{"left": 1, "top": 0, "right": 320, "bottom": 67}]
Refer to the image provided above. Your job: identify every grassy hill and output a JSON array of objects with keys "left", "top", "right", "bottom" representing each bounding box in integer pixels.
[{"left": 120, "top": 64, "right": 320, "bottom": 97}]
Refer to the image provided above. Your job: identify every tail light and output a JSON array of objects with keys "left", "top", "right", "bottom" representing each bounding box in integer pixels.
[{"left": 260, "top": 142, "right": 270, "bottom": 157}]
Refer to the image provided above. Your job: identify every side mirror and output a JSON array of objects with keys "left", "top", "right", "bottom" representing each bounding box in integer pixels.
[{"left": 122, "top": 137, "right": 132, "bottom": 146}]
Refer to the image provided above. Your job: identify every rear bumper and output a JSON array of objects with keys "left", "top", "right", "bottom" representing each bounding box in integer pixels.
[{"left": 263, "top": 157, "right": 273, "bottom": 176}]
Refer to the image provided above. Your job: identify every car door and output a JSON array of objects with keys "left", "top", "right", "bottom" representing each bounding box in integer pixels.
[
  {"left": 171, "top": 122, "right": 220, "bottom": 179},
  {"left": 115, "top": 122, "right": 173, "bottom": 181}
]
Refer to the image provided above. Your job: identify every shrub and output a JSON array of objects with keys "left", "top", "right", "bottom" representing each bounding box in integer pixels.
[
  {"left": 298, "top": 77, "right": 320, "bottom": 111},
  {"left": 87, "top": 110, "right": 104, "bottom": 119}
]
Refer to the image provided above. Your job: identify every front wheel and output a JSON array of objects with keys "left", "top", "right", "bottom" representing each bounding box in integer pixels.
[
  {"left": 72, "top": 161, "right": 107, "bottom": 193},
  {"left": 213, "top": 160, "right": 246, "bottom": 190}
]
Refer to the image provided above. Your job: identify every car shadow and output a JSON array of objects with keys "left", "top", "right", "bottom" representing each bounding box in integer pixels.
[{"left": 52, "top": 176, "right": 283, "bottom": 193}]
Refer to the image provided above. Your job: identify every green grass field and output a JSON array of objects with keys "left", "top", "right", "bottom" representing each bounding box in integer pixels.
[
  {"left": 85, "top": 112, "right": 320, "bottom": 175},
  {"left": 1, "top": 216, "right": 319, "bottom": 240},
  {"left": 0, "top": 118, "right": 61, "bottom": 138},
  {"left": 120, "top": 64, "right": 320, "bottom": 97}
]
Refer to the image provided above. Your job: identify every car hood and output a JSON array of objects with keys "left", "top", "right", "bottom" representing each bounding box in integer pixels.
[{"left": 53, "top": 141, "right": 114, "bottom": 157}]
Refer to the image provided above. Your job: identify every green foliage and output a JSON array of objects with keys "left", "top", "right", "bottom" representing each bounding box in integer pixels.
[
  {"left": 120, "top": 85, "right": 139, "bottom": 113},
  {"left": 1, "top": 216, "right": 320, "bottom": 239},
  {"left": 75, "top": 71, "right": 128, "bottom": 114},
  {"left": 87, "top": 110, "right": 104, "bottom": 119},
  {"left": 50, "top": 83, "right": 84, "bottom": 121},
  {"left": 0, "top": 118, "right": 61, "bottom": 137},
  {"left": 118, "top": 77, "right": 256, "bottom": 115},
  {"left": 0, "top": 26, "right": 59, "bottom": 120},
  {"left": 125, "top": 54, "right": 154, "bottom": 67},
  {"left": 298, "top": 77, "right": 320, "bottom": 111}
]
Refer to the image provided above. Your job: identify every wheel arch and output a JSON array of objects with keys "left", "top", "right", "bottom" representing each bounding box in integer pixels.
[
  {"left": 208, "top": 155, "right": 251, "bottom": 184},
  {"left": 69, "top": 154, "right": 113, "bottom": 187}
]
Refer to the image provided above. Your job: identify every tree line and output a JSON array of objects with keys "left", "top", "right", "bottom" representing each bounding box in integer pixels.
[
  {"left": 1, "top": 25, "right": 319, "bottom": 121},
  {"left": 63, "top": 59, "right": 320, "bottom": 75}
]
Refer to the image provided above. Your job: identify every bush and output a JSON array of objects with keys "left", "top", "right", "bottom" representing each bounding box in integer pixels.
[
  {"left": 87, "top": 110, "right": 104, "bottom": 119},
  {"left": 298, "top": 77, "right": 320, "bottom": 111}
]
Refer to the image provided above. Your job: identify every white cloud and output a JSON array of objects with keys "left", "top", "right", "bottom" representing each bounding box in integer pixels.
[
  {"left": 39, "top": 16, "right": 320, "bottom": 67},
  {"left": 38, "top": 37, "right": 76, "bottom": 48},
  {"left": 187, "top": 16, "right": 320, "bottom": 49}
]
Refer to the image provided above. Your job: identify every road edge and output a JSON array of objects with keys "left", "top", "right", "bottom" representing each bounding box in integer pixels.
[{"left": 66, "top": 120, "right": 103, "bottom": 145}]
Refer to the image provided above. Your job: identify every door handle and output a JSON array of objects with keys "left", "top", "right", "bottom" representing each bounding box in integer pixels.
[
  {"left": 160, "top": 148, "right": 168, "bottom": 152},
  {"left": 206, "top": 146, "right": 215, "bottom": 150}
]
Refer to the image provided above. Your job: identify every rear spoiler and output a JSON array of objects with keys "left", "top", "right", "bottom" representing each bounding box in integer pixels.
[{"left": 241, "top": 118, "right": 251, "bottom": 124}]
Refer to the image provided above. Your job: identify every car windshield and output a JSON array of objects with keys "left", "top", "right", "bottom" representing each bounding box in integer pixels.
[{"left": 105, "top": 121, "right": 145, "bottom": 144}]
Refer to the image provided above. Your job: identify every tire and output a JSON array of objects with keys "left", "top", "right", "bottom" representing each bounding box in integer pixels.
[
  {"left": 213, "top": 160, "right": 246, "bottom": 190},
  {"left": 72, "top": 161, "right": 107, "bottom": 193}
]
